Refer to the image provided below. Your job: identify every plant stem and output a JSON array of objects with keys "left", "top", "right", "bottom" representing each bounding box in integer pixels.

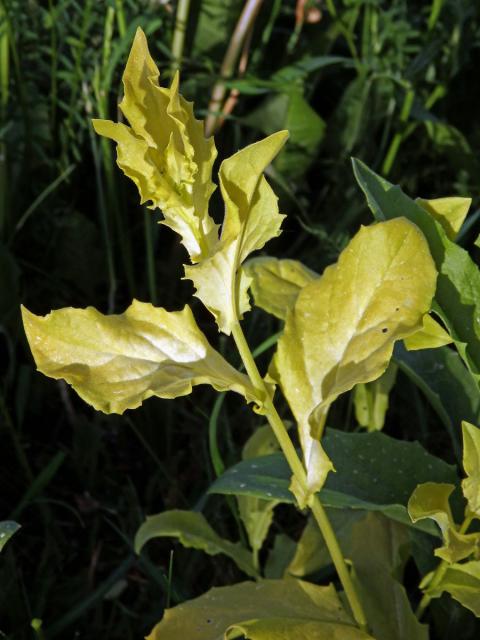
[
  {"left": 381, "top": 87, "right": 415, "bottom": 176},
  {"left": 416, "top": 513, "right": 475, "bottom": 619},
  {"left": 230, "top": 321, "right": 368, "bottom": 632},
  {"left": 205, "top": 0, "right": 264, "bottom": 137},
  {"left": 171, "top": 0, "right": 191, "bottom": 72}
]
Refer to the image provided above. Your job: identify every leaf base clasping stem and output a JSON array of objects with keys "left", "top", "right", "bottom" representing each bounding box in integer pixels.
[{"left": 231, "top": 321, "right": 369, "bottom": 633}]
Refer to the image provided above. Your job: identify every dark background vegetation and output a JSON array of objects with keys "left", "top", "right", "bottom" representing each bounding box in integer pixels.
[{"left": 1, "top": 0, "right": 480, "bottom": 638}]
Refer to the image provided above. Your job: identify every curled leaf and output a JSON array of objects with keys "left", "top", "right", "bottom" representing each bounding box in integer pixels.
[
  {"left": 408, "top": 482, "right": 479, "bottom": 563},
  {"left": 93, "top": 28, "right": 217, "bottom": 263},
  {"left": 271, "top": 218, "right": 437, "bottom": 506},
  {"left": 22, "top": 300, "right": 256, "bottom": 414}
]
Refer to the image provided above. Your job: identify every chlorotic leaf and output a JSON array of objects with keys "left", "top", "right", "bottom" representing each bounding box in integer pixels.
[
  {"left": 354, "top": 362, "right": 397, "bottom": 431},
  {"left": 185, "top": 132, "right": 288, "bottom": 334},
  {"left": 351, "top": 158, "right": 480, "bottom": 381},
  {"left": 0, "top": 521, "right": 20, "bottom": 552},
  {"left": 134, "top": 510, "right": 256, "bottom": 578},
  {"left": 417, "top": 197, "right": 471, "bottom": 240},
  {"left": 425, "top": 560, "right": 480, "bottom": 616},
  {"left": 244, "top": 257, "right": 318, "bottom": 320},
  {"left": 93, "top": 28, "right": 218, "bottom": 263},
  {"left": 404, "top": 314, "right": 453, "bottom": 351},
  {"left": 408, "top": 482, "right": 479, "bottom": 563},
  {"left": 271, "top": 218, "right": 437, "bottom": 506},
  {"left": 462, "top": 421, "right": 480, "bottom": 517},
  {"left": 237, "top": 426, "right": 281, "bottom": 558},
  {"left": 21, "top": 301, "right": 257, "bottom": 414},
  {"left": 147, "top": 579, "right": 373, "bottom": 640}
]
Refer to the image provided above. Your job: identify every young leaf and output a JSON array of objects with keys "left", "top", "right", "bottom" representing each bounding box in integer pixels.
[
  {"left": 22, "top": 301, "right": 257, "bottom": 414},
  {"left": 424, "top": 560, "right": 480, "bottom": 617},
  {"left": 417, "top": 197, "right": 471, "bottom": 240},
  {"left": 244, "top": 257, "right": 317, "bottom": 320},
  {"left": 0, "top": 521, "right": 20, "bottom": 552},
  {"left": 461, "top": 421, "right": 480, "bottom": 517},
  {"left": 237, "top": 426, "right": 281, "bottom": 559},
  {"left": 403, "top": 314, "right": 453, "bottom": 351},
  {"left": 147, "top": 579, "right": 373, "bottom": 639},
  {"left": 93, "top": 28, "right": 218, "bottom": 263},
  {"left": 408, "top": 483, "right": 479, "bottom": 562},
  {"left": 353, "top": 362, "right": 398, "bottom": 431},
  {"left": 271, "top": 218, "right": 437, "bottom": 505},
  {"left": 184, "top": 132, "right": 288, "bottom": 334},
  {"left": 134, "top": 510, "right": 256, "bottom": 578}
]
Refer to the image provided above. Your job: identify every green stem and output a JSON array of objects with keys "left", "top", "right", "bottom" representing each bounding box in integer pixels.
[
  {"left": 416, "top": 513, "right": 475, "bottom": 619},
  {"left": 171, "top": 0, "right": 191, "bottom": 72},
  {"left": 230, "top": 322, "right": 368, "bottom": 632},
  {"left": 381, "top": 87, "right": 415, "bottom": 176}
]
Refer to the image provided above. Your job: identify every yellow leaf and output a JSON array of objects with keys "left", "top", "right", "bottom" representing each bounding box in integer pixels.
[
  {"left": 21, "top": 301, "right": 257, "bottom": 414},
  {"left": 462, "top": 421, "right": 480, "bottom": 517},
  {"left": 417, "top": 196, "right": 471, "bottom": 240},
  {"left": 404, "top": 314, "right": 453, "bottom": 351},
  {"left": 185, "top": 132, "right": 288, "bottom": 334},
  {"left": 408, "top": 482, "right": 479, "bottom": 563},
  {"left": 92, "top": 28, "right": 218, "bottom": 263},
  {"left": 147, "top": 579, "right": 372, "bottom": 639},
  {"left": 271, "top": 218, "right": 437, "bottom": 506},
  {"left": 245, "top": 257, "right": 317, "bottom": 320}
]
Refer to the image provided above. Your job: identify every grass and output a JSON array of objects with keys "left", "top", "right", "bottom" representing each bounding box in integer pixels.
[{"left": 1, "top": 1, "right": 480, "bottom": 638}]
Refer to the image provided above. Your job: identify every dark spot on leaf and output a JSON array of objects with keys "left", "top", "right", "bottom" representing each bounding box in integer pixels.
[{"left": 382, "top": 328, "right": 388, "bottom": 333}]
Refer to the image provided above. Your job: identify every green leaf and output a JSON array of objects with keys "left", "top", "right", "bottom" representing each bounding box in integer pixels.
[
  {"left": 417, "top": 197, "right": 471, "bottom": 240},
  {"left": 93, "top": 28, "right": 218, "bottom": 263},
  {"left": 237, "top": 426, "right": 281, "bottom": 559},
  {"left": 185, "top": 131, "right": 288, "bottom": 334},
  {"left": 210, "top": 429, "right": 458, "bottom": 534},
  {"left": 244, "top": 90, "right": 325, "bottom": 179},
  {"left": 404, "top": 314, "right": 453, "bottom": 351},
  {"left": 394, "top": 344, "right": 480, "bottom": 454},
  {"left": 425, "top": 560, "right": 480, "bottom": 616},
  {"left": 408, "top": 483, "right": 479, "bottom": 562},
  {"left": 134, "top": 510, "right": 256, "bottom": 578},
  {"left": 0, "top": 521, "right": 20, "bottom": 552},
  {"left": 352, "top": 158, "right": 480, "bottom": 381},
  {"left": 347, "top": 513, "right": 428, "bottom": 640},
  {"left": 22, "top": 301, "right": 256, "bottom": 414},
  {"left": 353, "top": 362, "right": 397, "bottom": 432},
  {"left": 461, "top": 421, "right": 480, "bottom": 517},
  {"left": 271, "top": 218, "right": 437, "bottom": 505},
  {"left": 244, "top": 257, "right": 317, "bottom": 320},
  {"left": 147, "top": 579, "right": 373, "bottom": 639}
]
